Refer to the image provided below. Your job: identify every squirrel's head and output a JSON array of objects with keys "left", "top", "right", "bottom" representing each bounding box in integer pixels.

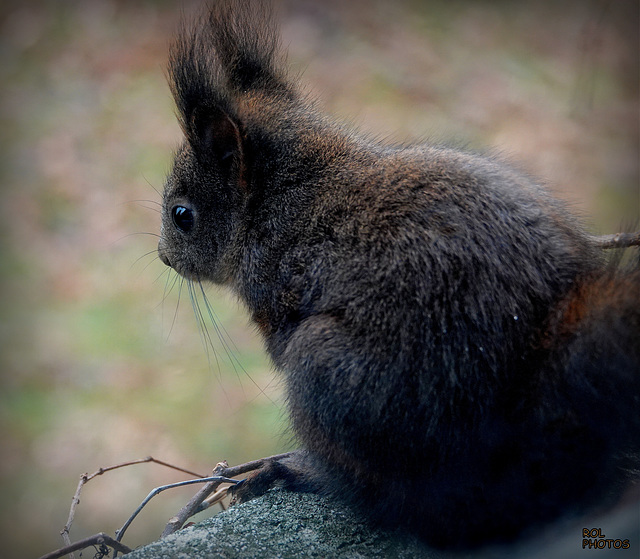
[
  {"left": 158, "top": 2, "right": 288, "bottom": 283},
  {"left": 158, "top": 103, "right": 247, "bottom": 283}
]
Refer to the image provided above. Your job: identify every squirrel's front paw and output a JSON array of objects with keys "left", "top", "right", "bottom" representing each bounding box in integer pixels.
[{"left": 229, "top": 451, "right": 319, "bottom": 504}]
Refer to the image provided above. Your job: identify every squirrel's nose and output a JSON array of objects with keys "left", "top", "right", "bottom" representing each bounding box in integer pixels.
[{"left": 158, "top": 241, "right": 172, "bottom": 267}]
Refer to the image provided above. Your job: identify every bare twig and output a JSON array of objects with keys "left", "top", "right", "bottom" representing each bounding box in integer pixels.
[
  {"left": 199, "top": 484, "right": 231, "bottom": 511},
  {"left": 161, "top": 452, "right": 295, "bottom": 538},
  {"left": 590, "top": 231, "right": 640, "bottom": 249},
  {"left": 115, "top": 475, "right": 240, "bottom": 548},
  {"left": 37, "top": 532, "right": 132, "bottom": 559},
  {"left": 49, "top": 453, "right": 295, "bottom": 558},
  {"left": 60, "top": 456, "right": 206, "bottom": 557}
]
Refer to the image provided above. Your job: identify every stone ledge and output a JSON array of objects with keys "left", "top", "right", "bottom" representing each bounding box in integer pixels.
[
  {"left": 124, "top": 488, "right": 639, "bottom": 559},
  {"left": 125, "top": 490, "right": 444, "bottom": 559}
]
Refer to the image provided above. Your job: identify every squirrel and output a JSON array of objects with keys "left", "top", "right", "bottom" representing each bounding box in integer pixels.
[{"left": 157, "top": 1, "right": 640, "bottom": 550}]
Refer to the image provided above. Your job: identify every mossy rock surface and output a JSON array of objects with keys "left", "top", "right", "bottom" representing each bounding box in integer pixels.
[{"left": 124, "top": 489, "right": 445, "bottom": 559}]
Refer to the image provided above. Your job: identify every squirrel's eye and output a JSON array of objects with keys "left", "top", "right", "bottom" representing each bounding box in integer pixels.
[{"left": 171, "top": 205, "right": 195, "bottom": 233}]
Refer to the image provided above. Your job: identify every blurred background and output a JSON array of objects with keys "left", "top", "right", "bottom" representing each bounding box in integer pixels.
[{"left": 0, "top": 0, "right": 637, "bottom": 556}]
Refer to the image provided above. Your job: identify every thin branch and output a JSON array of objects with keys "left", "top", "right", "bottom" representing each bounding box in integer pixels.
[
  {"left": 590, "top": 231, "right": 640, "bottom": 249},
  {"left": 115, "top": 475, "right": 241, "bottom": 548},
  {"left": 37, "top": 533, "right": 132, "bottom": 559},
  {"left": 60, "top": 475, "right": 88, "bottom": 556},
  {"left": 60, "top": 457, "right": 206, "bottom": 556},
  {"left": 199, "top": 484, "right": 231, "bottom": 511},
  {"left": 161, "top": 452, "right": 295, "bottom": 538},
  {"left": 83, "top": 457, "right": 205, "bottom": 482}
]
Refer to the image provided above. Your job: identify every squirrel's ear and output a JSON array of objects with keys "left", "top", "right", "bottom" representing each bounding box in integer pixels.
[{"left": 190, "top": 106, "right": 244, "bottom": 182}]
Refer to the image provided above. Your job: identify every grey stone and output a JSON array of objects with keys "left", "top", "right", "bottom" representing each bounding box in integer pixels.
[
  {"left": 124, "top": 489, "right": 639, "bottom": 559},
  {"left": 124, "top": 490, "right": 446, "bottom": 559}
]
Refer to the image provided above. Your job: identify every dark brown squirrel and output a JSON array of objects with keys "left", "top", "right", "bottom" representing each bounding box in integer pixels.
[{"left": 157, "top": 1, "right": 640, "bottom": 550}]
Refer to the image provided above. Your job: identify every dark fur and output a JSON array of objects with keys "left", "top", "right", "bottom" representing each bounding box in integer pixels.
[{"left": 158, "top": 1, "right": 639, "bottom": 549}]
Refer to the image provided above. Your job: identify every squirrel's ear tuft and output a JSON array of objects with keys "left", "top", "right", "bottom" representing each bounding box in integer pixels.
[{"left": 191, "top": 106, "right": 244, "bottom": 180}]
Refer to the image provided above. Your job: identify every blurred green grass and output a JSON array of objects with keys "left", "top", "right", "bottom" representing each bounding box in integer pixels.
[{"left": 0, "top": 0, "right": 637, "bottom": 557}]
